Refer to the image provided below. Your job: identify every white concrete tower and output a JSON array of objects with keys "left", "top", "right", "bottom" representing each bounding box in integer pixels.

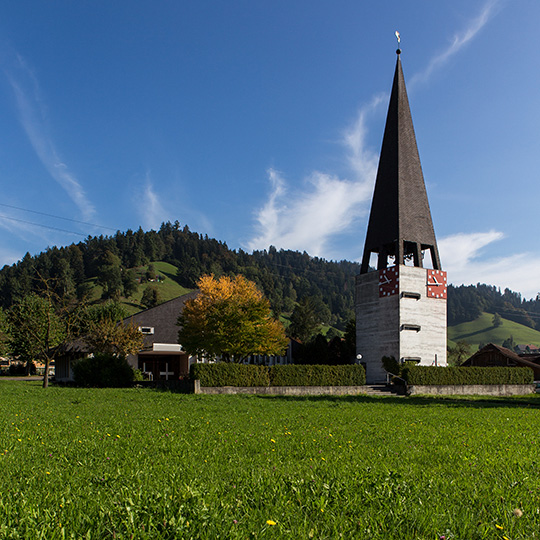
[{"left": 356, "top": 48, "right": 447, "bottom": 383}]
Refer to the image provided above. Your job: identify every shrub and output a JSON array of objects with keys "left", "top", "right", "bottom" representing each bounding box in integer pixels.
[
  {"left": 269, "top": 364, "right": 366, "bottom": 387},
  {"left": 381, "top": 356, "right": 400, "bottom": 376},
  {"left": 72, "top": 354, "right": 135, "bottom": 387},
  {"left": 402, "top": 366, "right": 533, "bottom": 386},
  {"left": 190, "top": 363, "right": 270, "bottom": 387},
  {"left": 190, "top": 363, "right": 367, "bottom": 387},
  {"left": 8, "top": 362, "right": 27, "bottom": 376}
]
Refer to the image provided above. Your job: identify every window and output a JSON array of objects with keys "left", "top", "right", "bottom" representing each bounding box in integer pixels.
[
  {"left": 401, "top": 291, "right": 421, "bottom": 300},
  {"left": 139, "top": 326, "right": 155, "bottom": 335},
  {"left": 400, "top": 324, "right": 421, "bottom": 332}
]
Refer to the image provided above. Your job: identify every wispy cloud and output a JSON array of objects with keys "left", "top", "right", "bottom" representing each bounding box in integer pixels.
[
  {"left": 440, "top": 231, "right": 540, "bottom": 299},
  {"left": 410, "top": 0, "right": 501, "bottom": 87},
  {"left": 246, "top": 98, "right": 382, "bottom": 258},
  {"left": 5, "top": 53, "right": 95, "bottom": 221},
  {"left": 0, "top": 207, "right": 59, "bottom": 246},
  {"left": 247, "top": 2, "right": 500, "bottom": 260},
  {"left": 135, "top": 175, "right": 169, "bottom": 230}
]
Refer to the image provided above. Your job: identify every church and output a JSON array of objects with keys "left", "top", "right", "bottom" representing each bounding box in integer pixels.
[{"left": 356, "top": 48, "right": 447, "bottom": 384}]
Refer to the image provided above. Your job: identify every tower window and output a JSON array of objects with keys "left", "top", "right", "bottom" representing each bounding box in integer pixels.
[
  {"left": 401, "top": 291, "right": 421, "bottom": 300},
  {"left": 401, "top": 357, "right": 421, "bottom": 363},
  {"left": 401, "top": 324, "right": 421, "bottom": 332}
]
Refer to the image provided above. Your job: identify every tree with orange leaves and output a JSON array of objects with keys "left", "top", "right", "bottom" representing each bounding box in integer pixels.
[{"left": 177, "top": 274, "right": 288, "bottom": 362}]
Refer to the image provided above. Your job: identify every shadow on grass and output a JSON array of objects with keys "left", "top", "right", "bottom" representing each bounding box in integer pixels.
[
  {"left": 251, "top": 393, "right": 540, "bottom": 409},
  {"left": 452, "top": 325, "right": 496, "bottom": 341}
]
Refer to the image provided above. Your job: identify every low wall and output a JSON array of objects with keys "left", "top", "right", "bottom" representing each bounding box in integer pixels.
[
  {"left": 193, "top": 380, "right": 372, "bottom": 396},
  {"left": 193, "top": 380, "right": 535, "bottom": 396},
  {"left": 407, "top": 384, "right": 536, "bottom": 396}
]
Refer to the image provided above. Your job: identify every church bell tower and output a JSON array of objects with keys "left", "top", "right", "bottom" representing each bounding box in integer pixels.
[{"left": 356, "top": 48, "right": 447, "bottom": 383}]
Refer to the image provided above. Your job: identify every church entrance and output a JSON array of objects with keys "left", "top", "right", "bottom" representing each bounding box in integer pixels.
[{"left": 138, "top": 354, "right": 189, "bottom": 380}]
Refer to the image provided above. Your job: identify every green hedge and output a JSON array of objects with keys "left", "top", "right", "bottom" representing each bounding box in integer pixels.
[
  {"left": 190, "top": 363, "right": 366, "bottom": 387},
  {"left": 402, "top": 366, "right": 534, "bottom": 386},
  {"left": 269, "top": 364, "right": 366, "bottom": 387},
  {"left": 72, "top": 354, "right": 135, "bottom": 387},
  {"left": 190, "top": 363, "right": 270, "bottom": 387}
]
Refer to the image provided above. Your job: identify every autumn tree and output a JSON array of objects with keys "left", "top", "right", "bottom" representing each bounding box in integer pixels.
[
  {"left": 81, "top": 302, "right": 143, "bottom": 357},
  {"left": 177, "top": 274, "right": 288, "bottom": 362}
]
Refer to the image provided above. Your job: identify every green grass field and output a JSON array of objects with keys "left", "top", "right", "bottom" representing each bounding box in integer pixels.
[
  {"left": 1, "top": 381, "right": 540, "bottom": 539},
  {"left": 448, "top": 312, "right": 540, "bottom": 350}
]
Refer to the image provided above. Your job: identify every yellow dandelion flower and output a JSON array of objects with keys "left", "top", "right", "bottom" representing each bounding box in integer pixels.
[
  {"left": 46, "top": 472, "right": 51, "bottom": 475},
  {"left": 495, "top": 525, "right": 503, "bottom": 530},
  {"left": 270, "top": 439, "right": 276, "bottom": 443},
  {"left": 266, "top": 520, "right": 276, "bottom": 526}
]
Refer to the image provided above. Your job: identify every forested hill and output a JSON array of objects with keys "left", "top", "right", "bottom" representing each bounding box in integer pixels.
[
  {"left": 1, "top": 221, "right": 539, "bottom": 331},
  {"left": 0, "top": 222, "right": 359, "bottom": 329},
  {"left": 448, "top": 283, "right": 540, "bottom": 330}
]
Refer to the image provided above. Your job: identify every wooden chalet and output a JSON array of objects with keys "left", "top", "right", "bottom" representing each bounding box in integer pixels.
[{"left": 462, "top": 343, "right": 540, "bottom": 379}]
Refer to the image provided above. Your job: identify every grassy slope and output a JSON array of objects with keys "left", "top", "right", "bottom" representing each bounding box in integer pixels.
[
  {"left": 448, "top": 312, "right": 540, "bottom": 348},
  {"left": 1, "top": 382, "right": 539, "bottom": 539},
  {"left": 88, "top": 261, "right": 192, "bottom": 316}
]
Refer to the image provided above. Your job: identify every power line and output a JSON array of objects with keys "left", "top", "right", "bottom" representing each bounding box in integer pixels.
[
  {"left": 0, "top": 203, "right": 117, "bottom": 232},
  {"left": 0, "top": 214, "right": 88, "bottom": 237}
]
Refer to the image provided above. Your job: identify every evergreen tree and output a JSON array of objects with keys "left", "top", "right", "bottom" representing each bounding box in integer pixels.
[
  {"left": 288, "top": 297, "right": 320, "bottom": 343},
  {"left": 141, "top": 286, "right": 160, "bottom": 309}
]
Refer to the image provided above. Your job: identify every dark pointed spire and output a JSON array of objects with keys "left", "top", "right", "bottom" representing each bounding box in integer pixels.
[{"left": 360, "top": 52, "right": 441, "bottom": 273}]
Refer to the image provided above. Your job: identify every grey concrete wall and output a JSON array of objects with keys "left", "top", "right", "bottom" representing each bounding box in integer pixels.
[
  {"left": 355, "top": 271, "right": 399, "bottom": 383},
  {"left": 356, "top": 265, "right": 447, "bottom": 383},
  {"left": 398, "top": 266, "right": 447, "bottom": 366},
  {"left": 408, "top": 384, "right": 535, "bottom": 396},
  {"left": 194, "top": 382, "right": 374, "bottom": 396}
]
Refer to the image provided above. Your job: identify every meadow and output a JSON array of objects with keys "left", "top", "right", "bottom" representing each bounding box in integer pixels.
[
  {"left": 1, "top": 381, "right": 539, "bottom": 539},
  {"left": 447, "top": 312, "right": 540, "bottom": 349}
]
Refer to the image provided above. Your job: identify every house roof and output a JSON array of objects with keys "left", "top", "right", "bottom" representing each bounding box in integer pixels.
[
  {"left": 360, "top": 51, "right": 440, "bottom": 273},
  {"left": 123, "top": 290, "right": 199, "bottom": 346},
  {"left": 463, "top": 342, "right": 540, "bottom": 371},
  {"left": 515, "top": 344, "right": 540, "bottom": 353}
]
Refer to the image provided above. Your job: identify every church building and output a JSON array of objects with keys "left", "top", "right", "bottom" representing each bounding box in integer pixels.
[{"left": 356, "top": 48, "right": 447, "bottom": 384}]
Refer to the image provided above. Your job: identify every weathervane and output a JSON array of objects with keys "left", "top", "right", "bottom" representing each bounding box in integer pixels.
[{"left": 395, "top": 30, "right": 401, "bottom": 55}]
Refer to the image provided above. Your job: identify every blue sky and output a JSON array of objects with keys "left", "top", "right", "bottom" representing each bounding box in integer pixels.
[{"left": 1, "top": 1, "right": 539, "bottom": 298}]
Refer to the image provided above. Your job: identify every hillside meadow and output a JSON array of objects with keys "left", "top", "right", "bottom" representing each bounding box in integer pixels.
[
  {"left": 1, "top": 381, "right": 540, "bottom": 539},
  {"left": 448, "top": 312, "right": 540, "bottom": 349}
]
